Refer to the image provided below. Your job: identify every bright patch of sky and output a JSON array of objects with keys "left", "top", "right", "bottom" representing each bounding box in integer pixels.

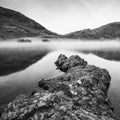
[{"left": 0, "top": 0, "right": 120, "bottom": 34}]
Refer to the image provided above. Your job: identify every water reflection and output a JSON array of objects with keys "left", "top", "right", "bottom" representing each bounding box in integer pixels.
[
  {"left": 0, "top": 40, "right": 120, "bottom": 119},
  {"left": 0, "top": 51, "right": 120, "bottom": 105}
]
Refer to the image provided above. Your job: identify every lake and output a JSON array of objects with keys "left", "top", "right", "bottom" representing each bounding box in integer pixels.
[{"left": 0, "top": 39, "right": 120, "bottom": 119}]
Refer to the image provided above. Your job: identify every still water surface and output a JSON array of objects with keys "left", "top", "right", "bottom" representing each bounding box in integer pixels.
[{"left": 0, "top": 40, "right": 120, "bottom": 118}]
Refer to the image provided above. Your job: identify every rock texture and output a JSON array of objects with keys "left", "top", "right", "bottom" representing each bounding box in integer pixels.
[{"left": 0, "top": 54, "right": 115, "bottom": 120}]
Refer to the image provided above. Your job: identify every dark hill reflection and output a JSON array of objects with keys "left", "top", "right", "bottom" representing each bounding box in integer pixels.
[
  {"left": 0, "top": 40, "right": 120, "bottom": 76},
  {"left": 0, "top": 40, "right": 120, "bottom": 119},
  {"left": 0, "top": 43, "right": 50, "bottom": 76},
  {"left": 81, "top": 50, "right": 120, "bottom": 61}
]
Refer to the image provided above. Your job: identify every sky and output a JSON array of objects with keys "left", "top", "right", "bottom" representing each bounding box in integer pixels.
[{"left": 0, "top": 0, "right": 120, "bottom": 34}]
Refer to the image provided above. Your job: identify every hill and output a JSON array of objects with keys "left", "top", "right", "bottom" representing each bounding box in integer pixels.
[
  {"left": 1, "top": 6, "right": 120, "bottom": 40},
  {"left": 65, "top": 22, "right": 120, "bottom": 39},
  {"left": 0, "top": 6, "right": 58, "bottom": 39}
]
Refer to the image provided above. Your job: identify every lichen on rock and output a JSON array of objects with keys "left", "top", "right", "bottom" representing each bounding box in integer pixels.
[
  {"left": 55, "top": 54, "right": 87, "bottom": 72},
  {"left": 0, "top": 54, "right": 115, "bottom": 120}
]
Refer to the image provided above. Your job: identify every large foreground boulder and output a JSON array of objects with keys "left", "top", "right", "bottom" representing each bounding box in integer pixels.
[{"left": 0, "top": 54, "right": 115, "bottom": 120}]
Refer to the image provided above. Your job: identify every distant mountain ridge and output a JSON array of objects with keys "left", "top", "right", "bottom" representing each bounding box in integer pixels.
[
  {"left": 0, "top": 6, "right": 58, "bottom": 39},
  {"left": 1, "top": 6, "right": 120, "bottom": 40},
  {"left": 64, "top": 22, "right": 120, "bottom": 39}
]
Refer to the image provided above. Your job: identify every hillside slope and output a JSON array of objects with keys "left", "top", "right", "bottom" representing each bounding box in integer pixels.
[
  {"left": 65, "top": 22, "right": 120, "bottom": 39},
  {"left": 0, "top": 6, "right": 58, "bottom": 39}
]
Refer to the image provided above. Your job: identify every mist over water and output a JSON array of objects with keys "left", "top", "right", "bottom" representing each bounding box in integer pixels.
[
  {"left": 0, "top": 39, "right": 120, "bottom": 118},
  {"left": 0, "top": 39, "right": 120, "bottom": 50}
]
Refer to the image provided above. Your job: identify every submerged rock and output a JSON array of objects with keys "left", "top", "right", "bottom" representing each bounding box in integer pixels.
[{"left": 0, "top": 54, "right": 115, "bottom": 120}]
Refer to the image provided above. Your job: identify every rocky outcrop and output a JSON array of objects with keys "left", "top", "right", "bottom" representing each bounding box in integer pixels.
[{"left": 0, "top": 54, "right": 115, "bottom": 120}]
